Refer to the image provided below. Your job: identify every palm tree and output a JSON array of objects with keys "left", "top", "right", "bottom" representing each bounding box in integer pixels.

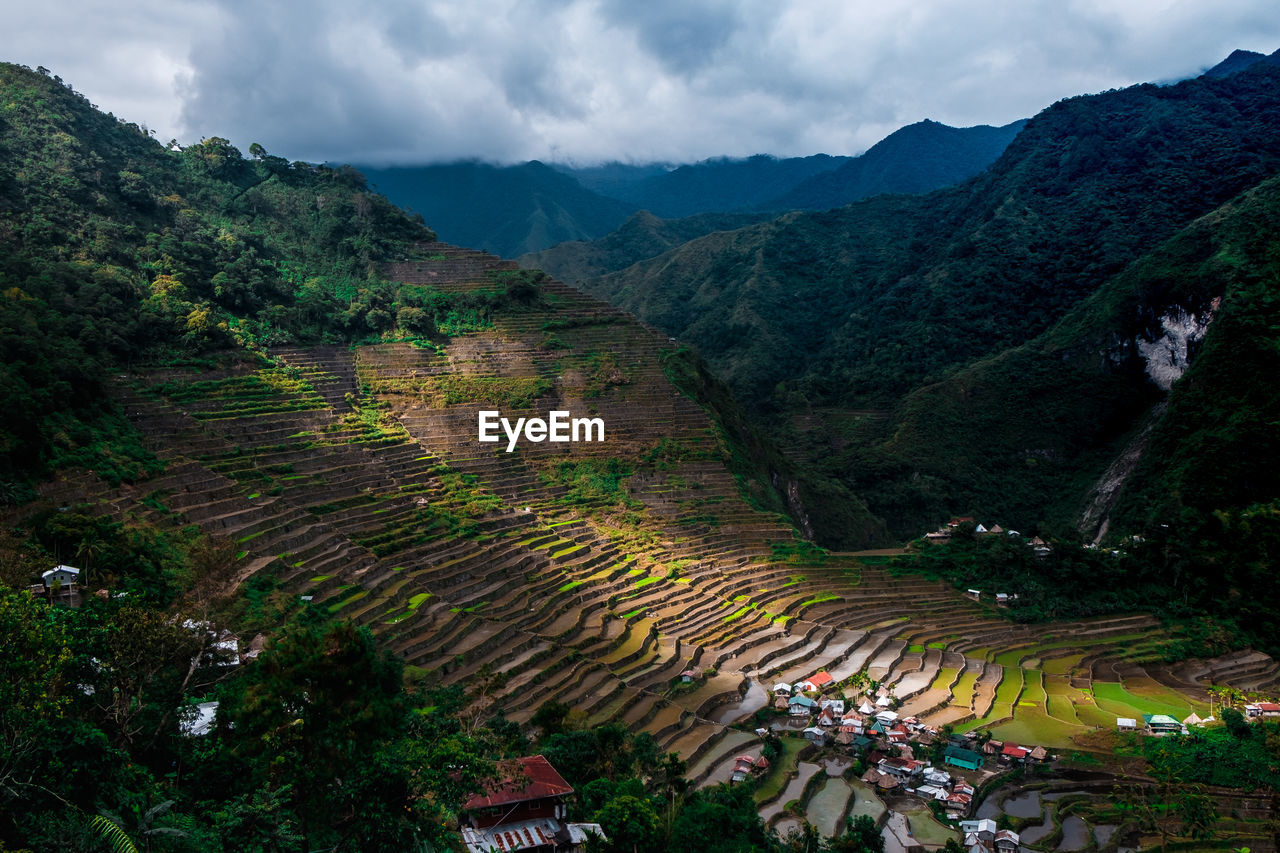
[{"left": 75, "top": 538, "right": 107, "bottom": 589}]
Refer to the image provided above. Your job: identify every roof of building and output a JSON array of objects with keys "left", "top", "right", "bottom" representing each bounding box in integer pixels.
[
  {"left": 179, "top": 701, "right": 219, "bottom": 737},
  {"left": 42, "top": 565, "right": 81, "bottom": 578},
  {"left": 461, "top": 817, "right": 597, "bottom": 853},
  {"left": 789, "top": 694, "right": 817, "bottom": 707},
  {"left": 806, "top": 671, "right": 834, "bottom": 687},
  {"left": 1144, "top": 714, "right": 1180, "bottom": 726},
  {"left": 464, "top": 755, "right": 573, "bottom": 810},
  {"left": 945, "top": 745, "right": 984, "bottom": 764}
]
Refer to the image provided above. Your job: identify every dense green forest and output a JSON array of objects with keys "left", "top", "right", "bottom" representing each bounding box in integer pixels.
[{"left": 0, "top": 63, "right": 547, "bottom": 498}]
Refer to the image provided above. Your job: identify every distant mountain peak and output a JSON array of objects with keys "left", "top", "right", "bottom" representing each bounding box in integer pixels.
[{"left": 1201, "top": 47, "right": 1280, "bottom": 79}]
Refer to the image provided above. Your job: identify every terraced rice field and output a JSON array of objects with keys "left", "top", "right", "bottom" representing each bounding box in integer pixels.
[{"left": 37, "top": 241, "right": 1277, "bottom": 795}]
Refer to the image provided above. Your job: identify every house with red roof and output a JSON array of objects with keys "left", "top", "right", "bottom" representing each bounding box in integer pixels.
[
  {"left": 798, "top": 671, "right": 835, "bottom": 692},
  {"left": 460, "top": 755, "right": 605, "bottom": 852}
]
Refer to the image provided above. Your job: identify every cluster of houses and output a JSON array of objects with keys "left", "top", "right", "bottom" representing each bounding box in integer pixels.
[
  {"left": 1115, "top": 714, "right": 1192, "bottom": 736},
  {"left": 923, "top": 517, "right": 1051, "bottom": 559},
  {"left": 959, "top": 819, "right": 1021, "bottom": 853},
  {"left": 730, "top": 753, "right": 770, "bottom": 783},
  {"left": 771, "top": 672, "right": 1057, "bottom": 829},
  {"left": 770, "top": 673, "right": 1045, "bottom": 819},
  {"left": 860, "top": 756, "right": 978, "bottom": 820},
  {"left": 1244, "top": 702, "right": 1280, "bottom": 720}
]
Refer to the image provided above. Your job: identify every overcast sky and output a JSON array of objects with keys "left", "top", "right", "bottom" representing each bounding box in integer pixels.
[{"left": 4, "top": 1, "right": 1279, "bottom": 165}]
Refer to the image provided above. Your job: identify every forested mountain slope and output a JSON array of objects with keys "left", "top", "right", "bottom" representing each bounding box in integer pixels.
[
  {"left": 842, "top": 175, "right": 1280, "bottom": 540},
  {"left": 575, "top": 153, "right": 849, "bottom": 218},
  {"left": 517, "top": 208, "right": 775, "bottom": 286},
  {"left": 0, "top": 63, "right": 434, "bottom": 498},
  {"left": 359, "top": 159, "right": 639, "bottom": 259},
  {"left": 521, "top": 121, "right": 1025, "bottom": 285},
  {"left": 578, "top": 62, "right": 1280, "bottom": 545}
]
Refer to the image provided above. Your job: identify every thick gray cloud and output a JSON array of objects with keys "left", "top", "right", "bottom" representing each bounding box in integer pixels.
[{"left": 3, "top": 0, "right": 1280, "bottom": 165}]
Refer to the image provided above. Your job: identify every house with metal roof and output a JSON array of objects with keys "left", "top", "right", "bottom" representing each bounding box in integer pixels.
[
  {"left": 460, "top": 755, "right": 605, "bottom": 853},
  {"left": 944, "top": 745, "right": 984, "bottom": 771},
  {"left": 42, "top": 565, "right": 81, "bottom": 588},
  {"left": 1143, "top": 714, "right": 1186, "bottom": 736}
]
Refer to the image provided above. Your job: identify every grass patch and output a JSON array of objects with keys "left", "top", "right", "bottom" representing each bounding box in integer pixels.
[{"left": 435, "top": 375, "right": 552, "bottom": 408}]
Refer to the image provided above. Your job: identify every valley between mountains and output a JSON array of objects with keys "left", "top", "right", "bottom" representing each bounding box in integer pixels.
[{"left": 30, "top": 241, "right": 1275, "bottom": 844}]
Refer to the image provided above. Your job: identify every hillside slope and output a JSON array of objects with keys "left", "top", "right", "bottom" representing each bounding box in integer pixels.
[{"left": 841, "top": 175, "right": 1280, "bottom": 540}]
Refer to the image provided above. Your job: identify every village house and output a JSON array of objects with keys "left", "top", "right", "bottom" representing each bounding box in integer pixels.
[
  {"left": 923, "top": 767, "right": 951, "bottom": 787},
  {"left": 36, "top": 564, "right": 82, "bottom": 605},
  {"left": 803, "top": 727, "right": 828, "bottom": 747},
  {"left": 995, "top": 830, "right": 1021, "bottom": 853},
  {"left": 1116, "top": 717, "right": 1137, "bottom": 731},
  {"left": 730, "top": 755, "right": 757, "bottom": 783},
  {"left": 460, "top": 755, "right": 605, "bottom": 853},
  {"left": 861, "top": 768, "right": 901, "bottom": 792},
  {"left": 945, "top": 791, "right": 973, "bottom": 818},
  {"left": 42, "top": 564, "right": 81, "bottom": 589},
  {"left": 797, "top": 671, "right": 835, "bottom": 693},
  {"left": 1251, "top": 702, "right": 1280, "bottom": 719},
  {"left": 877, "top": 756, "right": 923, "bottom": 781},
  {"left": 1143, "top": 714, "right": 1186, "bottom": 736},
  {"left": 789, "top": 694, "right": 817, "bottom": 717},
  {"left": 961, "top": 819, "right": 1020, "bottom": 853},
  {"left": 944, "top": 745, "right": 984, "bottom": 771},
  {"left": 1000, "top": 743, "right": 1029, "bottom": 764},
  {"left": 772, "top": 682, "right": 793, "bottom": 697}
]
